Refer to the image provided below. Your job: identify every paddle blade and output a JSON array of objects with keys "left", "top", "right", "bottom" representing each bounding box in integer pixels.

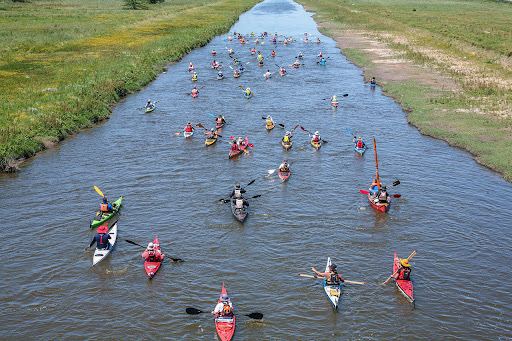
[
  {"left": 245, "top": 313, "right": 263, "bottom": 319},
  {"left": 300, "top": 126, "right": 306, "bottom": 131},
  {"left": 186, "top": 308, "right": 203, "bottom": 315},
  {"left": 248, "top": 143, "right": 254, "bottom": 147},
  {"left": 246, "top": 179, "right": 256, "bottom": 186},
  {"left": 392, "top": 180, "right": 401, "bottom": 187},
  {"left": 251, "top": 195, "right": 262, "bottom": 199},
  {"left": 170, "top": 257, "right": 183, "bottom": 262},
  {"left": 343, "top": 94, "right": 349, "bottom": 96},
  {"left": 94, "top": 186, "right": 104, "bottom": 197},
  {"left": 174, "top": 132, "right": 181, "bottom": 135},
  {"left": 268, "top": 169, "right": 276, "bottom": 174},
  {"left": 393, "top": 194, "right": 401, "bottom": 198},
  {"left": 278, "top": 123, "right": 285, "bottom": 127},
  {"left": 360, "top": 190, "right": 369, "bottom": 195}
]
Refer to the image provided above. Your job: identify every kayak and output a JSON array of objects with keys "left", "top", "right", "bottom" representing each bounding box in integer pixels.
[
  {"left": 228, "top": 136, "right": 249, "bottom": 158},
  {"left": 188, "top": 66, "right": 194, "bottom": 72},
  {"left": 184, "top": 131, "right": 194, "bottom": 138},
  {"left": 331, "top": 101, "right": 338, "bottom": 107},
  {"left": 258, "top": 61, "right": 264, "bottom": 67},
  {"left": 244, "top": 93, "right": 253, "bottom": 99},
  {"left": 145, "top": 104, "right": 155, "bottom": 113},
  {"left": 311, "top": 139, "right": 322, "bottom": 150},
  {"left": 354, "top": 145, "right": 366, "bottom": 155},
  {"left": 215, "top": 283, "right": 236, "bottom": 341},
  {"left": 278, "top": 169, "right": 290, "bottom": 181},
  {"left": 217, "top": 75, "right": 224, "bottom": 80},
  {"left": 216, "top": 122, "right": 225, "bottom": 130},
  {"left": 293, "top": 64, "right": 299, "bottom": 68},
  {"left": 92, "top": 222, "right": 118, "bottom": 266},
  {"left": 205, "top": 136, "right": 217, "bottom": 146},
  {"left": 191, "top": 92, "right": 198, "bottom": 98},
  {"left": 90, "top": 196, "right": 122, "bottom": 229},
  {"left": 393, "top": 252, "right": 414, "bottom": 305},
  {"left": 264, "top": 73, "right": 272, "bottom": 79},
  {"left": 323, "top": 257, "right": 341, "bottom": 309},
  {"left": 266, "top": 122, "right": 275, "bottom": 131},
  {"left": 144, "top": 235, "right": 164, "bottom": 279},
  {"left": 230, "top": 197, "right": 248, "bottom": 222},
  {"left": 234, "top": 73, "right": 240, "bottom": 78},
  {"left": 367, "top": 190, "right": 390, "bottom": 212},
  {"left": 282, "top": 140, "right": 292, "bottom": 150}
]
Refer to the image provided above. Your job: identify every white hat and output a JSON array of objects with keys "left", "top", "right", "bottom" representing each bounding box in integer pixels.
[
  {"left": 147, "top": 242, "right": 154, "bottom": 250},
  {"left": 314, "top": 131, "right": 319, "bottom": 135}
]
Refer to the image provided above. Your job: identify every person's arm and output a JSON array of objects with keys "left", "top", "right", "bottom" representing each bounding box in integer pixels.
[
  {"left": 338, "top": 274, "right": 345, "bottom": 282},
  {"left": 87, "top": 236, "right": 97, "bottom": 248}
]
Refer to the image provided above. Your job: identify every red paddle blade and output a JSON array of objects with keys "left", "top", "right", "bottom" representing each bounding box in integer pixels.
[
  {"left": 360, "top": 190, "right": 369, "bottom": 194},
  {"left": 300, "top": 126, "right": 306, "bottom": 131},
  {"left": 248, "top": 143, "right": 254, "bottom": 147},
  {"left": 393, "top": 194, "right": 401, "bottom": 198}
]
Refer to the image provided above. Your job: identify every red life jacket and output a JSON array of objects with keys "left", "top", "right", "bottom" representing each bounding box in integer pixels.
[
  {"left": 100, "top": 203, "right": 109, "bottom": 212},
  {"left": 185, "top": 126, "right": 193, "bottom": 132},
  {"left": 231, "top": 144, "right": 239, "bottom": 151},
  {"left": 397, "top": 267, "right": 411, "bottom": 280},
  {"left": 313, "top": 136, "right": 320, "bottom": 142},
  {"left": 356, "top": 141, "right": 363, "bottom": 148},
  {"left": 148, "top": 250, "right": 158, "bottom": 262}
]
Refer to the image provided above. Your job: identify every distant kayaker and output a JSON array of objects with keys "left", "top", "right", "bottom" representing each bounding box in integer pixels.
[
  {"left": 233, "top": 197, "right": 249, "bottom": 210},
  {"left": 257, "top": 53, "right": 264, "bottom": 62},
  {"left": 271, "top": 50, "right": 276, "bottom": 57},
  {"left": 230, "top": 183, "right": 246, "bottom": 199},
  {"left": 282, "top": 131, "right": 292, "bottom": 143},
  {"left": 310, "top": 131, "right": 321, "bottom": 143},
  {"left": 245, "top": 88, "right": 252, "bottom": 96},
  {"left": 145, "top": 99, "right": 152, "bottom": 108},
  {"left": 191, "top": 72, "right": 198, "bottom": 81},
  {"left": 211, "top": 293, "right": 234, "bottom": 316},
  {"left": 311, "top": 263, "right": 345, "bottom": 284},
  {"left": 205, "top": 128, "right": 217, "bottom": 139},
  {"left": 316, "top": 38, "right": 321, "bottom": 43},
  {"left": 279, "top": 67, "right": 287, "bottom": 75},
  {"left": 142, "top": 242, "right": 164, "bottom": 262},
  {"left": 377, "top": 186, "right": 390, "bottom": 203},
  {"left": 293, "top": 60, "right": 300, "bottom": 67},
  {"left": 279, "top": 159, "right": 290, "bottom": 172},
  {"left": 369, "top": 179, "right": 382, "bottom": 196},
  {"left": 211, "top": 50, "right": 216, "bottom": 56},
  {"left": 266, "top": 115, "right": 274, "bottom": 126},
  {"left": 393, "top": 258, "right": 412, "bottom": 281},
  {"left": 217, "top": 71, "right": 224, "bottom": 78},
  {"left": 298, "top": 52, "right": 304, "bottom": 59},
  {"left": 183, "top": 122, "right": 195, "bottom": 133},
  {"left": 239, "top": 65, "right": 245, "bottom": 72},
  {"left": 251, "top": 48, "right": 256, "bottom": 55},
  {"left": 188, "top": 62, "right": 194, "bottom": 71},
  {"left": 265, "top": 70, "right": 272, "bottom": 78},
  {"left": 354, "top": 137, "right": 366, "bottom": 149},
  {"left": 237, "top": 137, "right": 246, "bottom": 148},
  {"left": 330, "top": 95, "right": 338, "bottom": 104},
  {"left": 211, "top": 60, "right": 219, "bottom": 69},
  {"left": 100, "top": 197, "right": 114, "bottom": 213},
  {"left": 216, "top": 115, "right": 226, "bottom": 125},
  {"left": 234, "top": 69, "right": 240, "bottom": 77},
  {"left": 319, "top": 58, "right": 326, "bottom": 65},
  {"left": 228, "top": 48, "right": 234, "bottom": 55},
  {"left": 87, "top": 225, "right": 111, "bottom": 250}
]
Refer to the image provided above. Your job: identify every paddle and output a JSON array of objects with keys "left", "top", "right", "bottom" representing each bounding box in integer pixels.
[
  {"left": 196, "top": 123, "right": 207, "bottom": 130},
  {"left": 322, "top": 94, "right": 348, "bottom": 100},
  {"left": 186, "top": 86, "right": 205, "bottom": 95},
  {"left": 383, "top": 250, "right": 417, "bottom": 284},
  {"left": 346, "top": 128, "right": 355, "bottom": 138},
  {"left": 298, "top": 274, "right": 366, "bottom": 285},
  {"left": 360, "top": 190, "right": 401, "bottom": 198},
  {"left": 261, "top": 117, "right": 284, "bottom": 128},
  {"left": 218, "top": 179, "right": 257, "bottom": 202},
  {"left": 222, "top": 194, "right": 261, "bottom": 204},
  {"left": 124, "top": 239, "right": 183, "bottom": 262},
  {"left": 94, "top": 186, "right": 104, "bottom": 197},
  {"left": 185, "top": 308, "right": 263, "bottom": 319},
  {"left": 300, "top": 126, "right": 328, "bottom": 143},
  {"left": 208, "top": 113, "right": 217, "bottom": 118}
]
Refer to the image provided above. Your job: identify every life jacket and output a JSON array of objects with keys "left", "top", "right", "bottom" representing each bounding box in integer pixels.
[
  {"left": 234, "top": 189, "right": 242, "bottom": 198},
  {"left": 271, "top": 52, "right": 275, "bottom": 56},
  {"left": 148, "top": 250, "right": 158, "bottom": 262},
  {"left": 313, "top": 136, "right": 320, "bottom": 142},
  {"left": 397, "top": 267, "right": 411, "bottom": 281},
  {"left": 267, "top": 120, "right": 273, "bottom": 125},
  {"left": 231, "top": 143, "right": 239, "bottom": 151},
  {"left": 356, "top": 141, "right": 363, "bottom": 148},
  {"left": 185, "top": 126, "right": 193, "bottom": 132},
  {"left": 235, "top": 199, "right": 244, "bottom": 209},
  {"left": 283, "top": 136, "right": 290, "bottom": 142},
  {"left": 221, "top": 303, "right": 232, "bottom": 316},
  {"left": 246, "top": 91, "right": 251, "bottom": 95},
  {"left": 192, "top": 89, "right": 198, "bottom": 94},
  {"left": 217, "top": 118, "right": 223, "bottom": 124},
  {"left": 378, "top": 191, "right": 388, "bottom": 202},
  {"left": 100, "top": 203, "right": 110, "bottom": 212},
  {"left": 327, "top": 273, "right": 339, "bottom": 285},
  {"left": 97, "top": 233, "right": 109, "bottom": 249}
]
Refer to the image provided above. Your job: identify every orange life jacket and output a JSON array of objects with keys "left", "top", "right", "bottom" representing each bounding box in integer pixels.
[
  {"left": 217, "top": 118, "right": 223, "bottom": 123},
  {"left": 100, "top": 203, "right": 109, "bottom": 212}
]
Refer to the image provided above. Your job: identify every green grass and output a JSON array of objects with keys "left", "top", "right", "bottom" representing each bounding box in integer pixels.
[
  {"left": 0, "top": 0, "right": 261, "bottom": 171},
  {"left": 298, "top": 0, "right": 512, "bottom": 180}
]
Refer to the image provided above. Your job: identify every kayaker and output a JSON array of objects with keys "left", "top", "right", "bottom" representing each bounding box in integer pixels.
[
  {"left": 233, "top": 58, "right": 240, "bottom": 65},
  {"left": 393, "top": 258, "right": 412, "bottom": 281},
  {"left": 100, "top": 197, "right": 114, "bottom": 213},
  {"left": 205, "top": 128, "right": 217, "bottom": 139},
  {"left": 237, "top": 136, "right": 246, "bottom": 148},
  {"left": 233, "top": 196, "right": 249, "bottom": 210},
  {"left": 255, "top": 38, "right": 260, "bottom": 44},
  {"left": 217, "top": 71, "right": 224, "bottom": 79},
  {"left": 188, "top": 62, "right": 194, "bottom": 71},
  {"left": 230, "top": 141, "right": 239, "bottom": 153},
  {"left": 228, "top": 36, "right": 232, "bottom": 41},
  {"left": 239, "top": 65, "right": 245, "bottom": 72},
  {"left": 265, "top": 70, "right": 272, "bottom": 78},
  {"left": 191, "top": 72, "right": 198, "bottom": 81},
  {"left": 279, "top": 159, "right": 290, "bottom": 172},
  {"left": 211, "top": 294, "right": 234, "bottom": 316},
  {"left": 257, "top": 53, "right": 264, "bottom": 62},
  {"left": 211, "top": 50, "right": 216, "bottom": 56},
  {"left": 282, "top": 131, "right": 292, "bottom": 143},
  {"left": 353, "top": 137, "right": 366, "bottom": 148},
  {"left": 234, "top": 69, "right": 240, "bottom": 77},
  {"left": 142, "top": 242, "right": 164, "bottom": 262},
  {"left": 191, "top": 87, "right": 199, "bottom": 96},
  {"left": 251, "top": 48, "right": 256, "bottom": 55},
  {"left": 230, "top": 183, "right": 246, "bottom": 199},
  {"left": 211, "top": 60, "right": 218, "bottom": 69},
  {"left": 311, "top": 263, "right": 345, "bottom": 284},
  {"left": 279, "top": 67, "right": 287, "bottom": 75},
  {"left": 318, "top": 51, "right": 322, "bottom": 57},
  {"left": 293, "top": 60, "right": 300, "bottom": 67},
  {"left": 245, "top": 88, "right": 252, "bottom": 96},
  {"left": 330, "top": 95, "right": 338, "bottom": 104},
  {"left": 319, "top": 58, "right": 326, "bottom": 65},
  {"left": 316, "top": 38, "right": 321, "bottom": 43},
  {"left": 266, "top": 115, "right": 274, "bottom": 126},
  {"left": 298, "top": 52, "right": 304, "bottom": 59},
  {"left": 310, "top": 131, "right": 321, "bottom": 143},
  {"left": 145, "top": 99, "right": 152, "bottom": 108},
  {"left": 377, "top": 186, "right": 390, "bottom": 203},
  {"left": 228, "top": 48, "right": 234, "bottom": 55},
  {"left": 183, "top": 122, "right": 195, "bottom": 133},
  {"left": 216, "top": 115, "right": 226, "bottom": 125},
  {"left": 271, "top": 50, "right": 276, "bottom": 57},
  {"left": 87, "top": 225, "right": 111, "bottom": 250},
  {"left": 369, "top": 179, "right": 381, "bottom": 196}
]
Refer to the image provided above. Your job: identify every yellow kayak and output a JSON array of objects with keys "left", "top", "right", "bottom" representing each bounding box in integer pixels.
[
  {"left": 205, "top": 136, "right": 217, "bottom": 146},
  {"left": 282, "top": 140, "right": 292, "bottom": 150},
  {"left": 266, "top": 122, "right": 275, "bottom": 131},
  {"left": 311, "top": 139, "right": 322, "bottom": 149}
]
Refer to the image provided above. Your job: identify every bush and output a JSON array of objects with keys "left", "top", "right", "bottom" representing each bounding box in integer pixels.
[{"left": 124, "top": 0, "right": 148, "bottom": 10}]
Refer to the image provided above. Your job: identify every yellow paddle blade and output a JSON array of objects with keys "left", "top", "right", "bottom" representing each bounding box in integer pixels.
[
  {"left": 174, "top": 132, "right": 181, "bottom": 135},
  {"left": 94, "top": 186, "right": 104, "bottom": 197}
]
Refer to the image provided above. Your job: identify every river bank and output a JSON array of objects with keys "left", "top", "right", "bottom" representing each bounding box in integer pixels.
[
  {"left": 0, "top": 0, "right": 261, "bottom": 172},
  {"left": 297, "top": 0, "right": 512, "bottom": 181}
]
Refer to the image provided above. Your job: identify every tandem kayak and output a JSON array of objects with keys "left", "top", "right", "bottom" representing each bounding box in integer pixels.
[
  {"left": 266, "top": 122, "right": 275, "bottom": 131},
  {"left": 228, "top": 136, "right": 249, "bottom": 158},
  {"left": 205, "top": 136, "right": 217, "bottom": 146},
  {"left": 354, "top": 145, "right": 367, "bottom": 155},
  {"left": 230, "top": 198, "right": 248, "bottom": 222},
  {"left": 184, "top": 131, "right": 194, "bottom": 138},
  {"left": 90, "top": 196, "right": 122, "bottom": 229},
  {"left": 282, "top": 140, "right": 292, "bottom": 150},
  {"left": 311, "top": 139, "right": 322, "bottom": 150},
  {"left": 215, "top": 283, "right": 236, "bottom": 341},
  {"left": 92, "top": 222, "right": 118, "bottom": 266},
  {"left": 323, "top": 257, "right": 341, "bottom": 309},
  {"left": 278, "top": 169, "right": 290, "bottom": 181},
  {"left": 145, "top": 104, "right": 155, "bottom": 113},
  {"left": 144, "top": 236, "right": 164, "bottom": 279},
  {"left": 393, "top": 252, "right": 414, "bottom": 305}
]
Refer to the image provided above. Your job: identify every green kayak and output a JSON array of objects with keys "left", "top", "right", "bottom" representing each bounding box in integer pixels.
[{"left": 90, "top": 196, "right": 122, "bottom": 229}]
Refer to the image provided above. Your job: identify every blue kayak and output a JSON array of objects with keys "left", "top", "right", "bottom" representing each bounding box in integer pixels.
[{"left": 354, "top": 144, "right": 367, "bottom": 155}]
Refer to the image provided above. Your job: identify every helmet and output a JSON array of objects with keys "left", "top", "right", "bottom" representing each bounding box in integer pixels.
[
  {"left": 147, "top": 242, "right": 154, "bottom": 250},
  {"left": 247, "top": 88, "right": 250, "bottom": 91},
  {"left": 218, "top": 114, "right": 222, "bottom": 118},
  {"left": 267, "top": 115, "right": 271, "bottom": 119},
  {"left": 235, "top": 183, "right": 241, "bottom": 189},
  {"left": 332, "top": 95, "right": 337, "bottom": 99},
  {"left": 314, "top": 131, "right": 319, "bottom": 135},
  {"left": 97, "top": 225, "right": 108, "bottom": 234}
]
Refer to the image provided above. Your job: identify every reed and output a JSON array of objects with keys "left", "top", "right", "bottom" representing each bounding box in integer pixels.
[{"left": 0, "top": 0, "right": 261, "bottom": 171}]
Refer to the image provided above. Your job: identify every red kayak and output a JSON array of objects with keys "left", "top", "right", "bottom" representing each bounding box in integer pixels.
[
  {"left": 278, "top": 169, "right": 290, "bottom": 181},
  {"left": 368, "top": 192, "right": 390, "bottom": 212},
  {"left": 144, "top": 236, "right": 164, "bottom": 279},
  {"left": 228, "top": 136, "right": 249, "bottom": 158},
  {"left": 215, "top": 283, "right": 235, "bottom": 341},
  {"left": 393, "top": 252, "right": 414, "bottom": 305}
]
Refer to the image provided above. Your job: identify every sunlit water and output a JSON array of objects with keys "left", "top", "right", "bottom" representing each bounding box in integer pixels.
[{"left": 1, "top": 0, "right": 511, "bottom": 339}]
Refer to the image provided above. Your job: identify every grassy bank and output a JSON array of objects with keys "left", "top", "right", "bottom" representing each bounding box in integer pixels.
[
  {"left": 297, "top": 0, "right": 512, "bottom": 180},
  {"left": 0, "top": 0, "right": 261, "bottom": 171}
]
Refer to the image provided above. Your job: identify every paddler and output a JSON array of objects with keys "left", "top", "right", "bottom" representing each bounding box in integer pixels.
[
  {"left": 191, "top": 72, "right": 198, "bottom": 81},
  {"left": 279, "top": 67, "right": 287, "bottom": 75},
  {"left": 298, "top": 52, "right": 304, "bottom": 59},
  {"left": 217, "top": 70, "right": 224, "bottom": 79},
  {"left": 310, "top": 131, "right": 321, "bottom": 143},
  {"left": 330, "top": 95, "right": 338, "bottom": 104},
  {"left": 191, "top": 87, "right": 199, "bottom": 96},
  {"left": 100, "top": 197, "right": 115, "bottom": 214},
  {"left": 353, "top": 136, "right": 366, "bottom": 149},
  {"left": 205, "top": 128, "right": 217, "bottom": 139},
  {"left": 230, "top": 140, "right": 240, "bottom": 153},
  {"left": 377, "top": 186, "right": 390, "bottom": 203},
  {"left": 228, "top": 36, "right": 232, "bottom": 41},
  {"left": 316, "top": 38, "right": 321, "bottom": 43},
  {"left": 86, "top": 225, "right": 111, "bottom": 250},
  {"left": 233, "top": 58, "right": 240, "bottom": 65},
  {"left": 319, "top": 57, "right": 326, "bottom": 65},
  {"left": 211, "top": 50, "right": 216, "bottom": 56},
  {"left": 293, "top": 60, "right": 300, "bottom": 68},
  {"left": 279, "top": 159, "right": 290, "bottom": 172},
  {"left": 211, "top": 60, "right": 219, "bottom": 69},
  {"left": 211, "top": 293, "right": 234, "bottom": 317},
  {"left": 216, "top": 114, "right": 226, "bottom": 126},
  {"left": 188, "top": 62, "right": 194, "bottom": 71},
  {"left": 265, "top": 70, "right": 272, "bottom": 78},
  {"left": 230, "top": 183, "right": 246, "bottom": 199},
  {"left": 142, "top": 242, "right": 164, "bottom": 262},
  {"left": 257, "top": 53, "right": 264, "bottom": 62},
  {"left": 266, "top": 115, "right": 274, "bottom": 126},
  {"left": 282, "top": 131, "right": 292, "bottom": 143},
  {"left": 251, "top": 48, "right": 256, "bottom": 55},
  {"left": 183, "top": 121, "right": 195, "bottom": 134},
  {"left": 245, "top": 87, "right": 252, "bottom": 96},
  {"left": 393, "top": 258, "right": 412, "bottom": 281},
  {"left": 239, "top": 65, "right": 245, "bottom": 73},
  {"left": 271, "top": 50, "right": 276, "bottom": 57},
  {"left": 237, "top": 136, "right": 246, "bottom": 148},
  {"left": 145, "top": 99, "right": 152, "bottom": 108},
  {"left": 311, "top": 263, "right": 345, "bottom": 284},
  {"left": 228, "top": 48, "right": 234, "bottom": 55},
  {"left": 234, "top": 69, "right": 240, "bottom": 77}
]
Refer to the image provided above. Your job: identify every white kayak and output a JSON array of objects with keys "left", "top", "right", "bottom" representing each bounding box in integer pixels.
[
  {"left": 92, "top": 222, "right": 118, "bottom": 266},
  {"left": 323, "top": 257, "right": 341, "bottom": 309},
  {"left": 184, "top": 131, "right": 194, "bottom": 138}
]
